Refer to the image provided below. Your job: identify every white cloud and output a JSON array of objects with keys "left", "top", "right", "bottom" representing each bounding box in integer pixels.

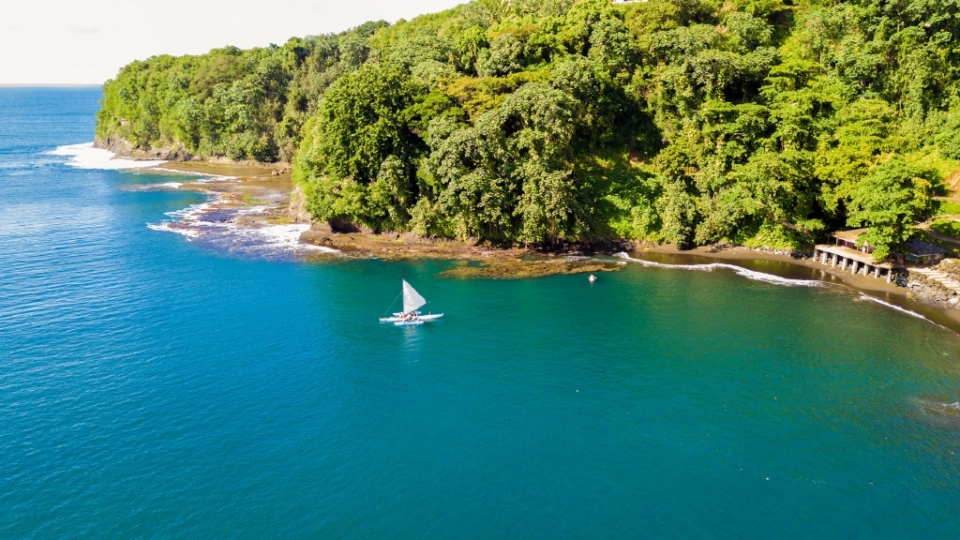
[{"left": 0, "top": 0, "right": 466, "bottom": 85}]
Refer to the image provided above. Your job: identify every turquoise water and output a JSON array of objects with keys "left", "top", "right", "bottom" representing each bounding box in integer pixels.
[{"left": 2, "top": 88, "right": 960, "bottom": 538}]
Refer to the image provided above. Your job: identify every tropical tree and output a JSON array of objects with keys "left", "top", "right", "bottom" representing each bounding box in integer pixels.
[{"left": 846, "top": 160, "right": 935, "bottom": 261}]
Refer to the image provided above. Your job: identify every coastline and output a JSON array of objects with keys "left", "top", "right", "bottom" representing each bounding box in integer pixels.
[
  {"left": 94, "top": 136, "right": 291, "bottom": 169},
  {"left": 107, "top": 153, "right": 960, "bottom": 333},
  {"left": 630, "top": 244, "right": 960, "bottom": 333}
]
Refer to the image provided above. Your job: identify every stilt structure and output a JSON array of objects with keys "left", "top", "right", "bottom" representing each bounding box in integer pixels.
[{"left": 813, "top": 229, "right": 897, "bottom": 283}]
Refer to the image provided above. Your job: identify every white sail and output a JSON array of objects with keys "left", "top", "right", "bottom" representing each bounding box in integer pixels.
[{"left": 402, "top": 280, "right": 427, "bottom": 314}]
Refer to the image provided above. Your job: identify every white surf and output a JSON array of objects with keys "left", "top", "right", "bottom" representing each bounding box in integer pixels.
[
  {"left": 615, "top": 253, "right": 823, "bottom": 287},
  {"left": 49, "top": 142, "right": 165, "bottom": 170}
]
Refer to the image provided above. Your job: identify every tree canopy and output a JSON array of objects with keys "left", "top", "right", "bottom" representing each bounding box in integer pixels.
[{"left": 98, "top": 0, "right": 960, "bottom": 255}]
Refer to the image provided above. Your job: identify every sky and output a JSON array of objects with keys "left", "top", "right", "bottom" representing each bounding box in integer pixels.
[{"left": 0, "top": 0, "right": 466, "bottom": 85}]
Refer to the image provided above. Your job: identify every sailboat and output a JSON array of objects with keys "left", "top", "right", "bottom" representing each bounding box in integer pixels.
[{"left": 379, "top": 280, "right": 444, "bottom": 325}]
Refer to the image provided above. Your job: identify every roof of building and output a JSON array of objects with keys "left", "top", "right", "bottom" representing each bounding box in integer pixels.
[
  {"left": 904, "top": 240, "right": 946, "bottom": 256},
  {"left": 830, "top": 229, "right": 868, "bottom": 242}
]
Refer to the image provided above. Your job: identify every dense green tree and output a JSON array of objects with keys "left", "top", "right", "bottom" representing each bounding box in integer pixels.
[
  {"left": 99, "top": 0, "right": 960, "bottom": 252},
  {"left": 847, "top": 160, "right": 935, "bottom": 260},
  {"left": 294, "top": 63, "right": 425, "bottom": 231}
]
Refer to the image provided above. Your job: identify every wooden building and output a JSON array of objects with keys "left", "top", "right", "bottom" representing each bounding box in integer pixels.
[{"left": 903, "top": 240, "right": 947, "bottom": 265}]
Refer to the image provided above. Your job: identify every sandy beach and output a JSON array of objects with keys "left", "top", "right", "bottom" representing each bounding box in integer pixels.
[{"left": 633, "top": 244, "right": 960, "bottom": 333}]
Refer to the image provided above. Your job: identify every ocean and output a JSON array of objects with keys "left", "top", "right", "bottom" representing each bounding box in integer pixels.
[{"left": 2, "top": 87, "right": 960, "bottom": 538}]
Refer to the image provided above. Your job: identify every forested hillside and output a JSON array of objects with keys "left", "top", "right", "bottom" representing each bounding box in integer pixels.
[{"left": 97, "top": 0, "right": 960, "bottom": 257}]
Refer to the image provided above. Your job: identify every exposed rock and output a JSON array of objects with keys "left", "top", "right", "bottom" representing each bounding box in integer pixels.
[
  {"left": 287, "top": 184, "right": 312, "bottom": 224},
  {"left": 902, "top": 259, "right": 960, "bottom": 310},
  {"left": 438, "top": 258, "right": 623, "bottom": 279},
  {"left": 95, "top": 136, "right": 193, "bottom": 161},
  {"left": 94, "top": 136, "right": 290, "bottom": 167}
]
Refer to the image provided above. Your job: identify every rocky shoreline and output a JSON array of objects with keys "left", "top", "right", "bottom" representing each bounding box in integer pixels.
[
  {"left": 94, "top": 136, "right": 291, "bottom": 170},
  {"left": 106, "top": 149, "right": 960, "bottom": 329},
  {"left": 901, "top": 260, "right": 960, "bottom": 311}
]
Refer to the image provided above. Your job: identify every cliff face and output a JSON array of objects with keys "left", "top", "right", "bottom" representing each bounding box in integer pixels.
[
  {"left": 94, "top": 136, "right": 194, "bottom": 161},
  {"left": 94, "top": 136, "right": 289, "bottom": 167}
]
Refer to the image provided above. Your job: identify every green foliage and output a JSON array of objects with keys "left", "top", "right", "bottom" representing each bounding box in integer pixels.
[
  {"left": 99, "top": 0, "right": 960, "bottom": 251},
  {"left": 930, "top": 219, "right": 960, "bottom": 238},
  {"left": 98, "top": 26, "right": 380, "bottom": 162},
  {"left": 935, "top": 200, "right": 960, "bottom": 216},
  {"left": 294, "top": 63, "right": 425, "bottom": 231},
  {"left": 846, "top": 160, "right": 935, "bottom": 260}
]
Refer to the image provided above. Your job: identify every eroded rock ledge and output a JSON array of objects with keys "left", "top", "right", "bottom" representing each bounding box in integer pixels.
[{"left": 94, "top": 136, "right": 291, "bottom": 170}]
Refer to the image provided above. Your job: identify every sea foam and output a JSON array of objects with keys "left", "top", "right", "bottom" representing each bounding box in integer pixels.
[
  {"left": 48, "top": 142, "right": 165, "bottom": 170},
  {"left": 148, "top": 196, "right": 337, "bottom": 259},
  {"left": 615, "top": 252, "right": 823, "bottom": 287},
  {"left": 856, "top": 294, "right": 929, "bottom": 320}
]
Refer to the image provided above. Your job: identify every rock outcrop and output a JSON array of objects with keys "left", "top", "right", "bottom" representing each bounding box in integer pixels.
[
  {"left": 95, "top": 136, "right": 194, "bottom": 161},
  {"left": 287, "top": 184, "right": 313, "bottom": 224},
  {"left": 93, "top": 136, "right": 289, "bottom": 167},
  {"left": 903, "top": 259, "right": 960, "bottom": 310}
]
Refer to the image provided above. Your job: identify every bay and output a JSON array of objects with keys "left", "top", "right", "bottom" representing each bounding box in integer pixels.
[{"left": 2, "top": 87, "right": 960, "bottom": 539}]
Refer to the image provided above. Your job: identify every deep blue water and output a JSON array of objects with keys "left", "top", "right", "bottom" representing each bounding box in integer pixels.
[{"left": 2, "top": 87, "right": 960, "bottom": 539}]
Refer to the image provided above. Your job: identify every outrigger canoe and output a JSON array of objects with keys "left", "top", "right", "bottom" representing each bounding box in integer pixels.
[{"left": 379, "top": 280, "right": 444, "bottom": 326}]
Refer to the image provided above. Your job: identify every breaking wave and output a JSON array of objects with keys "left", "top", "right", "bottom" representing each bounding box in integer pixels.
[
  {"left": 146, "top": 222, "right": 200, "bottom": 238},
  {"left": 855, "top": 294, "right": 928, "bottom": 320},
  {"left": 615, "top": 252, "right": 823, "bottom": 287},
  {"left": 148, "top": 196, "right": 337, "bottom": 261},
  {"left": 150, "top": 167, "right": 240, "bottom": 184},
  {"left": 124, "top": 182, "right": 183, "bottom": 192},
  {"left": 48, "top": 142, "right": 165, "bottom": 170}
]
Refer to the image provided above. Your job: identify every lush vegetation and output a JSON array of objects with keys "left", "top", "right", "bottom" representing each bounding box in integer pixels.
[
  {"left": 97, "top": 21, "right": 388, "bottom": 162},
  {"left": 931, "top": 218, "right": 960, "bottom": 238},
  {"left": 97, "top": 0, "right": 960, "bottom": 257}
]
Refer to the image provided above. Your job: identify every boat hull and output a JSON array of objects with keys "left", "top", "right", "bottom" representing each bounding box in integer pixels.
[{"left": 379, "top": 313, "right": 444, "bottom": 324}]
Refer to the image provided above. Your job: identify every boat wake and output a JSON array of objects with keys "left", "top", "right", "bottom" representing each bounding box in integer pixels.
[
  {"left": 615, "top": 253, "right": 823, "bottom": 287},
  {"left": 48, "top": 142, "right": 165, "bottom": 170},
  {"left": 147, "top": 194, "right": 337, "bottom": 261}
]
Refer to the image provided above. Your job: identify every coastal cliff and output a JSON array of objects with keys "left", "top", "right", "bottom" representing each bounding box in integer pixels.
[
  {"left": 94, "top": 136, "right": 192, "bottom": 161},
  {"left": 94, "top": 136, "right": 290, "bottom": 169}
]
